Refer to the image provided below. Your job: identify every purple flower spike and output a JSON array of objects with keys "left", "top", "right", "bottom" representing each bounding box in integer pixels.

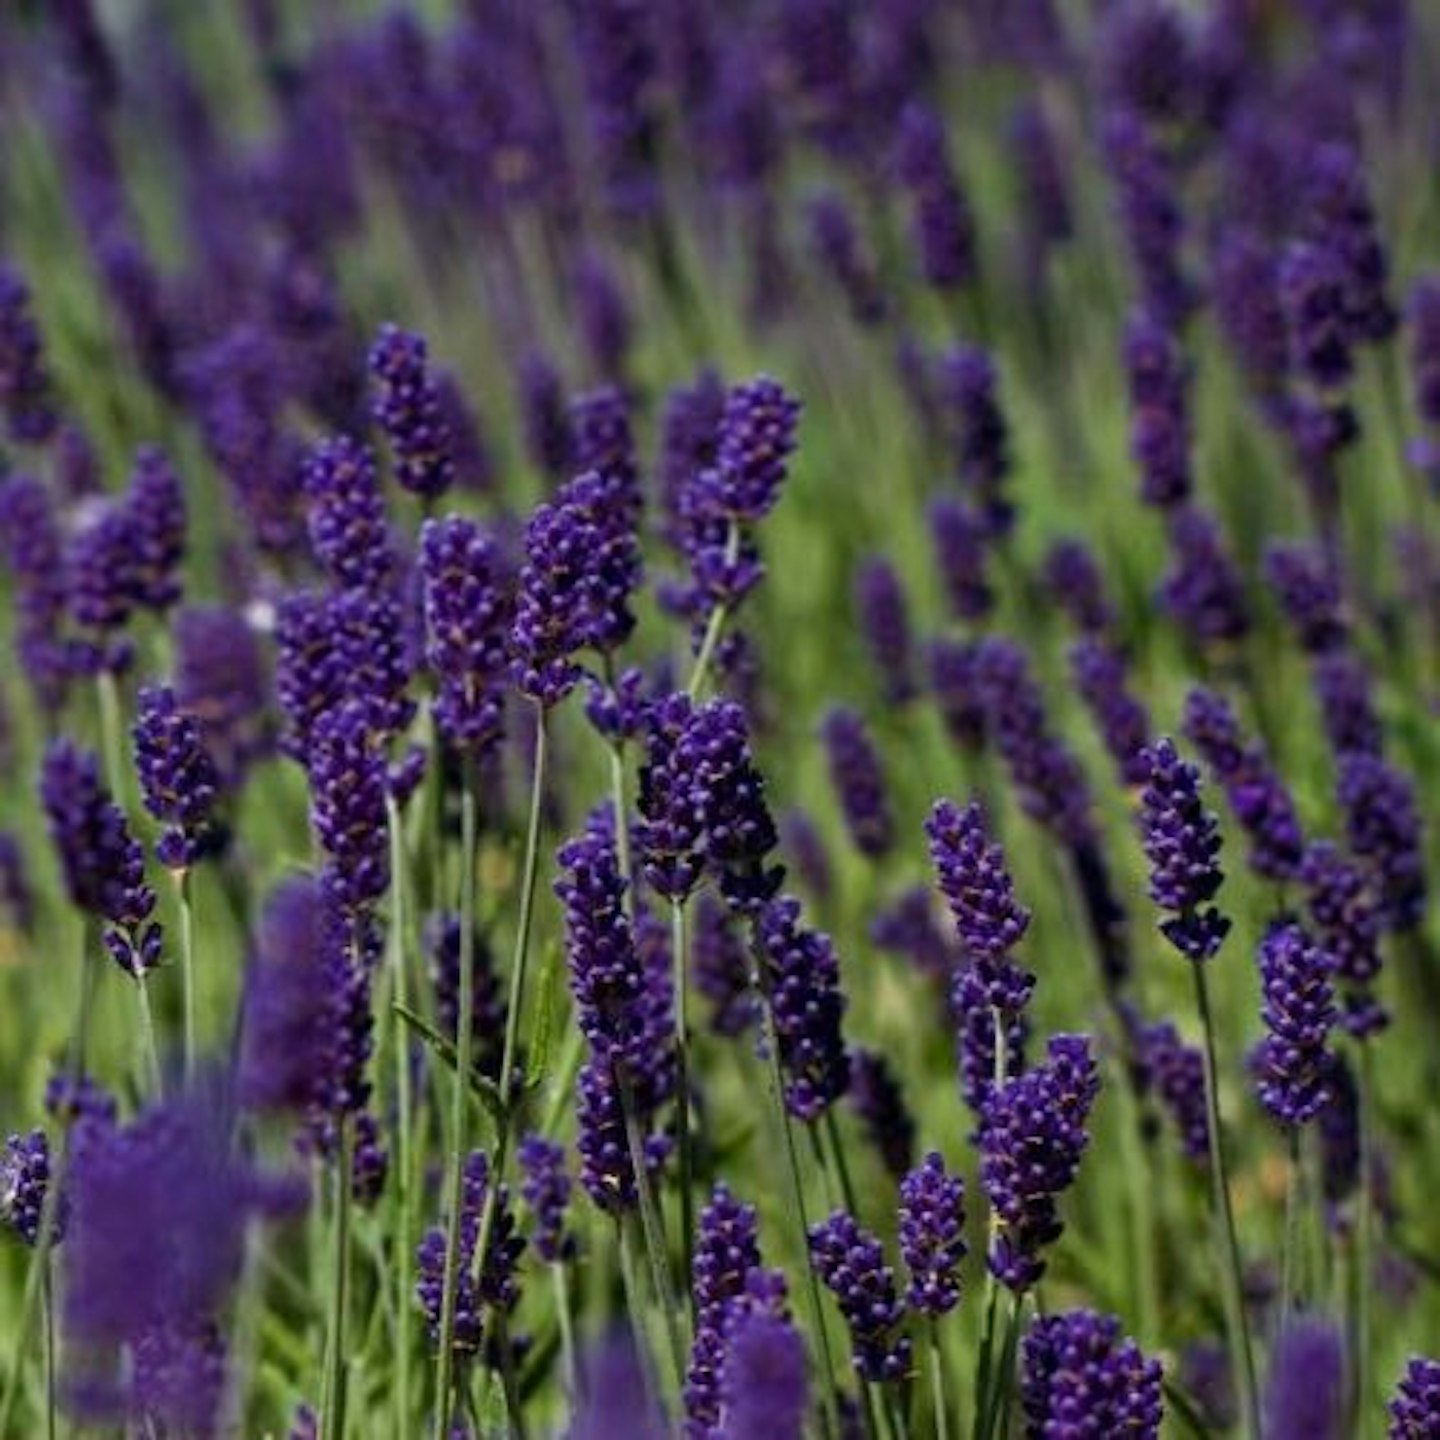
[
  {"left": 1303, "top": 842, "right": 1386, "bottom": 1037},
  {"left": 981, "top": 1033, "right": 1100, "bottom": 1292},
  {"left": 307, "top": 700, "right": 390, "bottom": 917},
  {"left": 808, "top": 1209, "right": 912, "bottom": 1383},
  {"left": 927, "top": 639, "right": 987, "bottom": 752},
  {"left": 1255, "top": 918, "right": 1338, "bottom": 1127},
  {"left": 1137, "top": 1018, "right": 1209, "bottom": 1163},
  {"left": 1125, "top": 309, "right": 1191, "bottom": 510},
  {"left": 420, "top": 515, "right": 510, "bottom": 756},
  {"left": 698, "top": 374, "right": 801, "bottom": 525},
  {"left": 1020, "top": 1309, "right": 1163, "bottom": 1439},
  {"left": 854, "top": 557, "right": 917, "bottom": 704},
  {"left": 517, "top": 350, "right": 573, "bottom": 481},
  {"left": 369, "top": 323, "right": 454, "bottom": 501},
  {"left": 68, "top": 502, "right": 141, "bottom": 674},
  {"left": 303, "top": 435, "right": 394, "bottom": 592},
  {"left": 126, "top": 447, "right": 186, "bottom": 612},
  {"left": 756, "top": 896, "right": 850, "bottom": 1123},
  {"left": 1161, "top": 506, "right": 1251, "bottom": 649},
  {"left": 717, "top": 1308, "right": 809, "bottom": 1440},
  {"left": 899, "top": 1152, "right": 967, "bottom": 1317},
  {"left": 635, "top": 694, "right": 708, "bottom": 902},
  {"left": 0, "top": 261, "right": 57, "bottom": 443},
  {"left": 1138, "top": 738, "right": 1230, "bottom": 963},
  {"left": 40, "top": 739, "right": 161, "bottom": 975},
  {"left": 0, "top": 474, "right": 72, "bottom": 710},
  {"left": 895, "top": 102, "right": 977, "bottom": 292},
  {"left": 1071, "top": 637, "right": 1153, "bottom": 787},
  {"left": 820, "top": 707, "right": 893, "bottom": 860},
  {"left": 848, "top": 1049, "right": 916, "bottom": 1180},
  {"left": 1264, "top": 543, "right": 1347, "bottom": 654},
  {"left": 1390, "top": 1357, "right": 1440, "bottom": 1437},
  {"left": 0, "top": 1131, "right": 51, "bottom": 1246},
  {"left": 519, "top": 1135, "right": 574, "bottom": 1264},
  {"left": 937, "top": 345, "right": 1013, "bottom": 536},
  {"left": 132, "top": 685, "right": 220, "bottom": 871},
  {"left": 1043, "top": 538, "right": 1114, "bottom": 635},
  {"left": 1337, "top": 752, "right": 1426, "bottom": 934},
  {"left": 950, "top": 965, "right": 1028, "bottom": 1125},
  {"left": 1264, "top": 1317, "right": 1346, "bottom": 1440},
  {"left": 929, "top": 498, "right": 993, "bottom": 622},
  {"left": 807, "top": 194, "right": 887, "bottom": 327},
  {"left": 424, "top": 912, "right": 506, "bottom": 1080}
]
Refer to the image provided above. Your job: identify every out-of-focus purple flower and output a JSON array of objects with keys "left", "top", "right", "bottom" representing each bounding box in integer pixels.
[
  {"left": 307, "top": 700, "right": 390, "bottom": 916},
  {"left": 519, "top": 1135, "right": 573, "bottom": 1264},
  {"left": 1409, "top": 278, "right": 1440, "bottom": 482},
  {"left": 927, "top": 638, "right": 987, "bottom": 752},
  {"left": 820, "top": 707, "right": 893, "bottom": 860},
  {"left": 1101, "top": 106, "right": 1194, "bottom": 326},
  {"left": 1010, "top": 99, "right": 1072, "bottom": 262},
  {"left": 1318, "top": 1053, "right": 1360, "bottom": 1218},
  {"left": 0, "top": 473, "right": 73, "bottom": 709},
  {"left": 1020, "top": 1308, "right": 1163, "bottom": 1438},
  {"left": 1337, "top": 752, "right": 1426, "bottom": 933},
  {"left": 1389, "top": 1355, "right": 1440, "bottom": 1437},
  {"left": 369, "top": 323, "right": 454, "bottom": 502},
  {"left": 929, "top": 498, "right": 993, "bottom": 622},
  {"left": 516, "top": 350, "right": 573, "bottom": 482},
  {"left": 1161, "top": 506, "right": 1251, "bottom": 649},
  {"left": 1124, "top": 309, "right": 1191, "bottom": 510},
  {"left": 1264, "top": 542, "right": 1347, "bottom": 653},
  {"left": 1043, "top": 538, "right": 1113, "bottom": 635},
  {"left": 895, "top": 102, "right": 976, "bottom": 291},
  {"left": 303, "top": 435, "right": 395, "bottom": 592},
  {"left": 1303, "top": 841, "right": 1386, "bottom": 1037},
  {"left": 1264, "top": 1317, "right": 1347, "bottom": 1440},
  {"left": 693, "top": 374, "right": 801, "bottom": 527},
  {"left": 974, "top": 638, "right": 1096, "bottom": 848},
  {"left": 571, "top": 1333, "right": 666, "bottom": 1440},
  {"left": 0, "top": 833, "right": 33, "bottom": 934},
  {"left": 572, "top": 247, "right": 632, "bottom": 382},
  {"left": 937, "top": 346, "right": 1013, "bottom": 537},
  {"left": 780, "top": 807, "right": 832, "bottom": 904},
  {"left": 1182, "top": 687, "right": 1305, "bottom": 883},
  {"left": 423, "top": 912, "right": 506, "bottom": 1081},
  {"left": 717, "top": 1307, "right": 809, "bottom": 1440},
  {"left": 806, "top": 192, "right": 887, "bottom": 327},
  {"left": 174, "top": 605, "right": 270, "bottom": 786},
  {"left": 1138, "top": 738, "right": 1230, "bottom": 963},
  {"left": 420, "top": 515, "right": 510, "bottom": 755},
  {"left": 1071, "top": 637, "right": 1152, "bottom": 787},
  {"left": 950, "top": 964, "right": 1029, "bottom": 1126},
  {"left": 1255, "top": 918, "right": 1338, "bottom": 1126},
  {"left": 691, "top": 891, "right": 756, "bottom": 1037},
  {"left": 899, "top": 1151, "right": 966, "bottom": 1317},
  {"left": 44, "top": 1071, "right": 117, "bottom": 1131},
  {"left": 1181, "top": 1338, "right": 1237, "bottom": 1432},
  {"left": 350, "top": 1109, "right": 388, "bottom": 1207},
  {"left": 809, "top": 1209, "right": 911, "bottom": 1383},
  {"left": 1279, "top": 239, "right": 1354, "bottom": 391},
  {"left": 1312, "top": 650, "right": 1382, "bottom": 759},
  {"left": 871, "top": 885, "right": 958, "bottom": 979},
  {"left": 329, "top": 584, "right": 416, "bottom": 743},
  {"left": 126, "top": 447, "right": 186, "bottom": 612},
  {"left": 132, "top": 685, "right": 221, "bottom": 871},
  {"left": 1212, "top": 230, "right": 1289, "bottom": 402},
  {"left": 585, "top": 666, "right": 653, "bottom": 745},
  {"left": 67, "top": 501, "right": 140, "bottom": 674},
  {"left": 433, "top": 371, "right": 495, "bottom": 495},
  {"left": 0, "top": 261, "right": 57, "bottom": 443},
  {"left": 657, "top": 370, "right": 725, "bottom": 553},
  {"left": 1136, "top": 1017, "right": 1208, "bottom": 1162},
  {"left": 981, "top": 1033, "right": 1100, "bottom": 1291},
  {"left": 0, "top": 1130, "right": 51, "bottom": 1246},
  {"left": 848, "top": 1048, "right": 915, "bottom": 1181},
  {"left": 54, "top": 422, "right": 101, "bottom": 501},
  {"left": 415, "top": 1150, "right": 524, "bottom": 1360},
  {"left": 1100, "top": 0, "right": 1196, "bottom": 124},
  {"left": 636, "top": 694, "right": 708, "bottom": 901},
  {"left": 854, "top": 557, "right": 917, "bottom": 704},
  {"left": 756, "top": 895, "right": 850, "bottom": 1123},
  {"left": 39, "top": 739, "right": 160, "bottom": 975}
]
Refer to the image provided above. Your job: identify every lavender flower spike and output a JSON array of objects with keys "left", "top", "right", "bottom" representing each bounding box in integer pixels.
[
  {"left": 809, "top": 1209, "right": 912, "bottom": 1382},
  {"left": 1255, "top": 919, "right": 1338, "bottom": 1127},
  {"left": 132, "top": 684, "right": 221, "bottom": 871},
  {"left": 899, "top": 1152, "right": 967, "bottom": 1317},
  {"left": 1021, "top": 1309, "right": 1163, "bottom": 1438},
  {"left": 369, "top": 323, "right": 454, "bottom": 501},
  {"left": 1389, "top": 1357, "right": 1440, "bottom": 1437},
  {"left": 820, "top": 707, "right": 893, "bottom": 859}
]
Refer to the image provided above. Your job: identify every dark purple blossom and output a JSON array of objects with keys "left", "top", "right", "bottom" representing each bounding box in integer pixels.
[
  {"left": 1279, "top": 240, "right": 1354, "bottom": 391},
  {"left": 307, "top": 700, "right": 390, "bottom": 916},
  {"left": 1264, "top": 542, "right": 1347, "bottom": 654},
  {"left": 369, "top": 323, "right": 454, "bottom": 501},
  {"left": 1161, "top": 506, "right": 1251, "bottom": 649},
  {"left": 937, "top": 345, "right": 1013, "bottom": 537},
  {"left": 870, "top": 885, "right": 958, "bottom": 979},
  {"left": 895, "top": 102, "right": 977, "bottom": 291},
  {"left": 303, "top": 435, "right": 395, "bottom": 591},
  {"left": 274, "top": 590, "right": 343, "bottom": 763},
  {"left": 950, "top": 964, "right": 1029, "bottom": 1124},
  {"left": 808, "top": 1209, "right": 911, "bottom": 1383},
  {"left": 1020, "top": 1308, "right": 1163, "bottom": 1438},
  {"left": 780, "top": 807, "right": 832, "bottom": 904},
  {"left": 67, "top": 502, "right": 141, "bottom": 673},
  {"left": 821, "top": 707, "right": 893, "bottom": 860},
  {"left": 1071, "top": 637, "right": 1152, "bottom": 787},
  {"left": 1303, "top": 841, "right": 1386, "bottom": 1037},
  {"left": 519, "top": 1135, "right": 573, "bottom": 1264},
  {"left": 1312, "top": 651, "right": 1382, "bottom": 758},
  {"left": 848, "top": 1049, "right": 915, "bottom": 1181},
  {"left": 691, "top": 892, "right": 756, "bottom": 1037},
  {"left": 1136, "top": 1018, "right": 1208, "bottom": 1163},
  {"left": 1389, "top": 1356, "right": 1440, "bottom": 1438},
  {"left": 1255, "top": 919, "right": 1338, "bottom": 1126},
  {"left": 1043, "top": 539, "right": 1113, "bottom": 635},
  {"left": 572, "top": 248, "right": 632, "bottom": 382},
  {"left": 132, "top": 685, "right": 221, "bottom": 870},
  {"left": 0, "top": 261, "right": 56, "bottom": 443},
  {"left": 717, "top": 1307, "right": 808, "bottom": 1440},
  {"left": 0, "top": 474, "right": 72, "bottom": 709},
  {"left": 929, "top": 498, "right": 993, "bottom": 622},
  {"left": 854, "top": 557, "right": 917, "bottom": 704},
  {"left": 927, "top": 638, "right": 987, "bottom": 752},
  {"left": 0, "top": 1131, "right": 51, "bottom": 1246},
  {"left": 174, "top": 606, "right": 270, "bottom": 787},
  {"left": 899, "top": 1151, "right": 966, "bottom": 1317},
  {"left": 126, "top": 447, "right": 186, "bottom": 612},
  {"left": 1124, "top": 309, "right": 1191, "bottom": 509},
  {"left": 516, "top": 350, "right": 573, "bottom": 482},
  {"left": 981, "top": 1033, "right": 1100, "bottom": 1291},
  {"left": 423, "top": 912, "right": 506, "bottom": 1081},
  {"left": 1337, "top": 752, "right": 1426, "bottom": 933},
  {"left": 806, "top": 194, "right": 887, "bottom": 327},
  {"left": 1263, "top": 1317, "right": 1346, "bottom": 1440}
]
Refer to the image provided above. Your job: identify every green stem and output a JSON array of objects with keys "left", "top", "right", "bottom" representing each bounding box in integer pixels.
[
  {"left": 176, "top": 870, "right": 196, "bottom": 1079},
  {"left": 930, "top": 1320, "right": 950, "bottom": 1440},
  {"left": 616, "top": 1217, "right": 664, "bottom": 1422},
  {"left": 686, "top": 522, "right": 740, "bottom": 698},
  {"left": 671, "top": 899, "right": 695, "bottom": 1311},
  {"left": 469, "top": 709, "right": 549, "bottom": 1384},
  {"left": 619, "top": 1077, "right": 687, "bottom": 1397},
  {"left": 1192, "top": 962, "right": 1261, "bottom": 1440},
  {"left": 553, "top": 1262, "right": 579, "bottom": 1411},
  {"left": 135, "top": 974, "right": 163, "bottom": 1095},
  {"left": 1281, "top": 1127, "right": 1302, "bottom": 1331},
  {"left": 990, "top": 1294, "right": 1024, "bottom": 1440},
  {"left": 495, "top": 1317, "right": 530, "bottom": 1440},
  {"left": 42, "top": 1255, "right": 54, "bottom": 1440},
  {"left": 435, "top": 758, "right": 481, "bottom": 1437},
  {"left": 323, "top": 1118, "right": 355, "bottom": 1440},
  {"left": 386, "top": 796, "right": 415, "bottom": 1440},
  {"left": 1356, "top": 1040, "right": 1376, "bottom": 1437},
  {"left": 973, "top": 1007, "right": 1011, "bottom": 1440},
  {"left": 821, "top": 1108, "right": 861, "bottom": 1219},
  {"left": 95, "top": 670, "right": 127, "bottom": 804}
]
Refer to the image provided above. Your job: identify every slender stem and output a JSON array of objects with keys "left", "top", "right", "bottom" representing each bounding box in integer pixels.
[
  {"left": 929, "top": 1320, "right": 950, "bottom": 1440},
  {"left": 755, "top": 983, "right": 840, "bottom": 1440},
  {"left": 1281, "top": 1127, "right": 1302, "bottom": 1332},
  {"left": 619, "top": 1077, "right": 687, "bottom": 1396},
  {"left": 1356, "top": 1040, "right": 1376, "bottom": 1436},
  {"left": 435, "top": 758, "right": 481, "bottom": 1437},
  {"left": 1192, "top": 962, "right": 1261, "bottom": 1440},
  {"left": 821, "top": 1108, "right": 861, "bottom": 1219},
  {"left": 386, "top": 796, "right": 415, "bottom": 1440},
  {"left": 990, "top": 1293, "right": 1023, "bottom": 1440},
  {"left": 470, "top": 710, "right": 549, "bottom": 1378},
  {"left": 134, "top": 974, "right": 163, "bottom": 1095},
  {"left": 42, "top": 1254, "right": 54, "bottom": 1440},
  {"left": 553, "top": 1261, "right": 579, "bottom": 1411},
  {"left": 323, "top": 1118, "right": 355, "bottom": 1440},
  {"left": 973, "top": 1008, "right": 1011, "bottom": 1440},
  {"left": 95, "top": 670, "right": 127, "bottom": 804},
  {"left": 176, "top": 869, "right": 197, "bottom": 1079},
  {"left": 616, "top": 1217, "right": 665, "bottom": 1423},
  {"left": 686, "top": 521, "right": 740, "bottom": 698},
  {"left": 671, "top": 899, "right": 695, "bottom": 1309},
  {"left": 495, "top": 1318, "right": 530, "bottom": 1440}
]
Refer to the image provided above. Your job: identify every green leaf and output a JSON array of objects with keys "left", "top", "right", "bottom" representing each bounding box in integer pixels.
[
  {"left": 524, "top": 942, "right": 561, "bottom": 1092},
  {"left": 393, "top": 1002, "right": 505, "bottom": 1127}
]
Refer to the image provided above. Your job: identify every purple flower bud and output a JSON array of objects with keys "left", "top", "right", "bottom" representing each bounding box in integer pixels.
[
  {"left": 1279, "top": 239, "right": 1354, "bottom": 390},
  {"left": 981, "top": 1033, "right": 1100, "bottom": 1291},
  {"left": 691, "top": 892, "right": 756, "bottom": 1038},
  {"left": 516, "top": 350, "right": 573, "bottom": 482},
  {"left": 1312, "top": 650, "right": 1382, "bottom": 758},
  {"left": 1160, "top": 506, "right": 1251, "bottom": 649},
  {"left": 854, "top": 557, "right": 917, "bottom": 704},
  {"left": 929, "top": 498, "right": 993, "bottom": 622},
  {"left": 1212, "top": 230, "right": 1289, "bottom": 400},
  {"left": 0, "top": 474, "right": 72, "bottom": 710},
  {"left": 0, "top": 1131, "right": 51, "bottom": 1246},
  {"left": 848, "top": 1048, "right": 915, "bottom": 1180},
  {"left": 1021, "top": 1308, "right": 1163, "bottom": 1438},
  {"left": 695, "top": 374, "right": 801, "bottom": 525},
  {"left": 756, "top": 896, "right": 850, "bottom": 1123},
  {"left": 871, "top": 885, "right": 959, "bottom": 980},
  {"left": 808, "top": 1209, "right": 911, "bottom": 1383},
  {"left": 519, "top": 1134, "right": 574, "bottom": 1264},
  {"left": 174, "top": 605, "right": 270, "bottom": 787},
  {"left": 937, "top": 346, "right": 1013, "bottom": 537},
  {"left": 1389, "top": 1356, "right": 1440, "bottom": 1437},
  {"left": 0, "top": 832, "right": 34, "bottom": 933},
  {"left": 806, "top": 193, "right": 887, "bottom": 326},
  {"left": 1124, "top": 309, "right": 1191, "bottom": 509},
  {"left": 1138, "top": 738, "right": 1230, "bottom": 963},
  {"left": 899, "top": 1151, "right": 966, "bottom": 1317},
  {"left": 1303, "top": 841, "right": 1386, "bottom": 1037},
  {"left": 1043, "top": 538, "right": 1113, "bottom": 635},
  {"left": 67, "top": 501, "right": 141, "bottom": 673},
  {"left": 1010, "top": 102, "right": 1072, "bottom": 257},
  {"left": 1071, "top": 637, "right": 1152, "bottom": 787},
  {"left": 950, "top": 964, "right": 1029, "bottom": 1125},
  {"left": 369, "top": 324, "right": 454, "bottom": 501},
  {"left": 572, "top": 248, "right": 632, "bottom": 382},
  {"left": 895, "top": 103, "right": 977, "bottom": 291},
  {"left": 303, "top": 435, "right": 395, "bottom": 591},
  {"left": 0, "top": 261, "right": 56, "bottom": 443},
  {"left": 1255, "top": 918, "right": 1338, "bottom": 1126},
  {"left": 132, "top": 685, "right": 220, "bottom": 871},
  {"left": 780, "top": 807, "right": 832, "bottom": 904},
  {"left": 927, "top": 638, "right": 987, "bottom": 752},
  {"left": 423, "top": 912, "right": 506, "bottom": 1081},
  {"left": 1264, "top": 1317, "right": 1346, "bottom": 1440},
  {"left": 1337, "top": 752, "right": 1426, "bottom": 933},
  {"left": 1264, "top": 542, "right": 1347, "bottom": 653},
  {"left": 1136, "top": 1017, "right": 1208, "bottom": 1162},
  {"left": 420, "top": 515, "right": 510, "bottom": 755},
  {"left": 821, "top": 707, "right": 893, "bottom": 860},
  {"left": 307, "top": 700, "right": 390, "bottom": 916},
  {"left": 126, "top": 447, "right": 186, "bottom": 612}
]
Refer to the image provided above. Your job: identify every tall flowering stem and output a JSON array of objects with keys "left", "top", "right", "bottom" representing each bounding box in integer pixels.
[{"left": 323, "top": 1116, "right": 354, "bottom": 1440}]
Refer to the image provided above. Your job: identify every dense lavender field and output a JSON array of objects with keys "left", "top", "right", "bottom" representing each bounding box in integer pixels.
[{"left": 3, "top": 1, "right": 1440, "bottom": 1436}]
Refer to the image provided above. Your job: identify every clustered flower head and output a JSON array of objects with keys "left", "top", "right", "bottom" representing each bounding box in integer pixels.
[
  {"left": 132, "top": 684, "right": 221, "bottom": 871},
  {"left": 899, "top": 1151, "right": 967, "bottom": 1316},
  {"left": 369, "top": 322, "right": 454, "bottom": 501},
  {"left": 1020, "top": 1308, "right": 1164, "bottom": 1439},
  {"left": 1390, "top": 1356, "right": 1440, "bottom": 1437},
  {"left": 1255, "top": 918, "right": 1339, "bottom": 1127},
  {"left": 808, "top": 1208, "right": 912, "bottom": 1382},
  {"left": 820, "top": 706, "right": 893, "bottom": 859}
]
